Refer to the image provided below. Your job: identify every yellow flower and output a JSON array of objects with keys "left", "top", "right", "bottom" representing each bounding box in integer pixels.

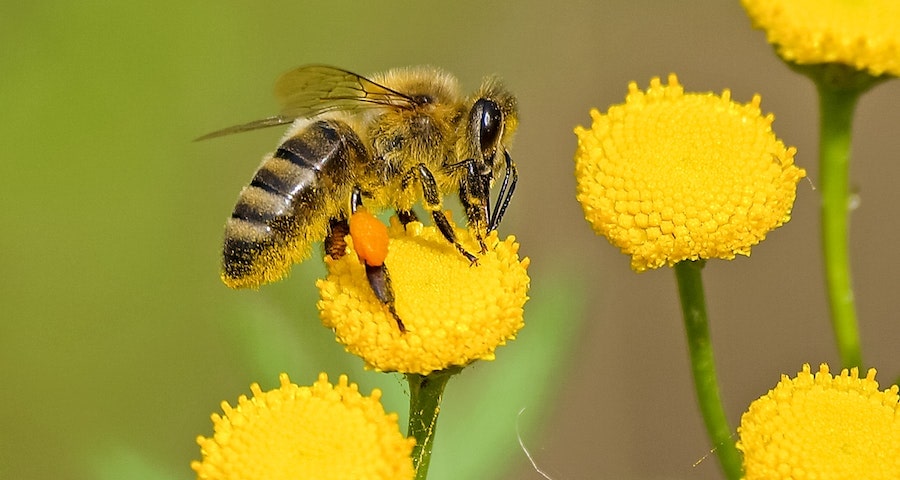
[
  {"left": 742, "top": 0, "right": 900, "bottom": 77},
  {"left": 192, "top": 373, "right": 415, "bottom": 480},
  {"left": 738, "top": 363, "right": 900, "bottom": 480},
  {"left": 574, "top": 74, "right": 805, "bottom": 272},
  {"left": 317, "top": 217, "right": 529, "bottom": 375}
]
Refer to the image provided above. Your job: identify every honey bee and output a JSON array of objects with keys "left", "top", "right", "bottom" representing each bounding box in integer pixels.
[{"left": 200, "top": 65, "right": 518, "bottom": 329}]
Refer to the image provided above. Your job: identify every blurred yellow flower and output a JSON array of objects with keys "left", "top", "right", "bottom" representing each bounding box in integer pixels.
[
  {"left": 738, "top": 363, "right": 900, "bottom": 479},
  {"left": 192, "top": 373, "right": 415, "bottom": 480},
  {"left": 317, "top": 217, "right": 529, "bottom": 375},
  {"left": 742, "top": 0, "right": 900, "bottom": 77},
  {"left": 574, "top": 74, "right": 805, "bottom": 272}
]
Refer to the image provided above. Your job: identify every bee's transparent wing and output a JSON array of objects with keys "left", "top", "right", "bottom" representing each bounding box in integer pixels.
[
  {"left": 196, "top": 65, "right": 416, "bottom": 141},
  {"left": 275, "top": 65, "right": 416, "bottom": 117},
  {"left": 194, "top": 116, "right": 298, "bottom": 141}
]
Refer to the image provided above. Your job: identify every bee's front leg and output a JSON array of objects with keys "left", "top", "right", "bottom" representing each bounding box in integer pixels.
[
  {"left": 456, "top": 160, "right": 491, "bottom": 254},
  {"left": 488, "top": 151, "right": 517, "bottom": 232},
  {"left": 416, "top": 164, "right": 479, "bottom": 264}
]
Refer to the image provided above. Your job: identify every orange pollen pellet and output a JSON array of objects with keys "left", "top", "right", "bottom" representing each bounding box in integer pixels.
[{"left": 349, "top": 208, "right": 389, "bottom": 266}]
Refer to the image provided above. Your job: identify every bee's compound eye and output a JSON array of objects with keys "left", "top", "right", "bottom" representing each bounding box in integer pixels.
[{"left": 474, "top": 99, "right": 503, "bottom": 156}]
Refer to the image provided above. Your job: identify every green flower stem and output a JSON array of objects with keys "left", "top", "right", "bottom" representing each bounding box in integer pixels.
[
  {"left": 817, "top": 83, "right": 864, "bottom": 369},
  {"left": 788, "top": 61, "right": 887, "bottom": 369},
  {"left": 674, "top": 260, "right": 743, "bottom": 480},
  {"left": 406, "top": 368, "right": 459, "bottom": 480}
]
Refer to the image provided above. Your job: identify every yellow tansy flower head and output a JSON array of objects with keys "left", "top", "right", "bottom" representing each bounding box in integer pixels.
[
  {"left": 192, "top": 373, "right": 415, "bottom": 480},
  {"left": 574, "top": 74, "right": 805, "bottom": 272},
  {"left": 317, "top": 217, "right": 529, "bottom": 375},
  {"left": 738, "top": 363, "right": 900, "bottom": 480},
  {"left": 742, "top": 0, "right": 900, "bottom": 77}
]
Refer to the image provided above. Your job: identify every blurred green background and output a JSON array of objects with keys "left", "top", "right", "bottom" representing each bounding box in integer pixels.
[{"left": 3, "top": 1, "right": 899, "bottom": 479}]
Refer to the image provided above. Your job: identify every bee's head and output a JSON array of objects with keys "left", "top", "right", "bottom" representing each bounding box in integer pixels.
[{"left": 460, "top": 78, "right": 518, "bottom": 175}]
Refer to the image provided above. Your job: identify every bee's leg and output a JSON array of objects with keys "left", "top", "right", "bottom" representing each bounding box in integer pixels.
[
  {"left": 396, "top": 209, "right": 419, "bottom": 227},
  {"left": 364, "top": 263, "right": 404, "bottom": 332},
  {"left": 350, "top": 186, "right": 364, "bottom": 213},
  {"left": 326, "top": 185, "right": 367, "bottom": 259},
  {"left": 329, "top": 221, "right": 404, "bottom": 332},
  {"left": 396, "top": 171, "right": 421, "bottom": 227},
  {"left": 346, "top": 188, "right": 405, "bottom": 332},
  {"left": 324, "top": 217, "right": 350, "bottom": 260},
  {"left": 396, "top": 171, "right": 422, "bottom": 227},
  {"left": 488, "top": 151, "right": 518, "bottom": 232},
  {"left": 456, "top": 160, "right": 490, "bottom": 253},
  {"left": 417, "top": 164, "right": 479, "bottom": 264}
]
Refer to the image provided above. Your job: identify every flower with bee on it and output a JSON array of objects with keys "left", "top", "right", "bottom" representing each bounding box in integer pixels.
[{"left": 317, "top": 215, "right": 529, "bottom": 375}]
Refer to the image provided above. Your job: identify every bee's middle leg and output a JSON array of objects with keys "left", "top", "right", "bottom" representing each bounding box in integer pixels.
[
  {"left": 396, "top": 209, "right": 419, "bottom": 227},
  {"left": 325, "top": 217, "right": 350, "bottom": 260}
]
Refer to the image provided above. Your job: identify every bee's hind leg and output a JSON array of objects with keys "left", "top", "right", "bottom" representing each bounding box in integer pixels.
[
  {"left": 338, "top": 189, "right": 406, "bottom": 332},
  {"left": 364, "top": 264, "right": 405, "bottom": 332}
]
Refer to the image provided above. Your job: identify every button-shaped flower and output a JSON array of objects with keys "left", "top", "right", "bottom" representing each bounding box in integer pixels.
[
  {"left": 574, "top": 74, "right": 806, "bottom": 272},
  {"left": 742, "top": 0, "right": 900, "bottom": 77},
  {"left": 738, "top": 363, "right": 900, "bottom": 479},
  {"left": 192, "top": 373, "right": 415, "bottom": 480},
  {"left": 317, "top": 217, "right": 529, "bottom": 375}
]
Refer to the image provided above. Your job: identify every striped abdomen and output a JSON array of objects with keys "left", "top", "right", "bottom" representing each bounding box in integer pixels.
[{"left": 222, "top": 119, "right": 366, "bottom": 288}]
